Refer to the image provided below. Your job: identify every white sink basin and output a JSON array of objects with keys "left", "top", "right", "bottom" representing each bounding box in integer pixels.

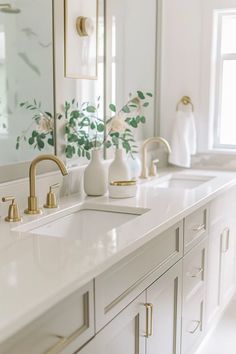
[
  {"left": 151, "top": 174, "right": 215, "bottom": 190},
  {"left": 15, "top": 208, "right": 139, "bottom": 239}
]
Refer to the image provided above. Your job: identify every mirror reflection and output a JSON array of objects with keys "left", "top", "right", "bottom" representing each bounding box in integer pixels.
[
  {"left": 106, "top": 0, "right": 157, "bottom": 139},
  {"left": 0, "top": 0, "right": 54, "bottom": 167}
]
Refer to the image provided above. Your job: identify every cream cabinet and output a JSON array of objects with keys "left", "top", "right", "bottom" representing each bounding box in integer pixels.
[
  {"left": 77, "top": 292, "right": 146, "bottom": 354},
  {"left": 1, "top": 189, "right": 236, "bottom": 354},
  {"left": 79, "top": 261, "right": 182, "bottom": 354},
  {"left": 146, "top": 261, "right": 182, "bottom": 354},
  {"left": 0, "top": 282, "right": 94, "bottom": 354},
  {"left": 205, "top": 189, "right": 236, "bottom": 330}
]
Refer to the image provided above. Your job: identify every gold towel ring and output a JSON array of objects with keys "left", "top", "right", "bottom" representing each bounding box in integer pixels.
[{"left": 176, "top": 96, "right": 194, "bottom": 112}]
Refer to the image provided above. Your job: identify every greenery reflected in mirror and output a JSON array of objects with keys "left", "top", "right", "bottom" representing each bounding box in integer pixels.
[{"left": 0, "top": 0, "right": 54, "bottom": 167}]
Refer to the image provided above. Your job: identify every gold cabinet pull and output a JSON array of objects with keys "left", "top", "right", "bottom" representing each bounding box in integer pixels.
[
  {"left": 186, "top": 267, "right": 203, "bottom": 278},
  {"left": 145, "top": 303, "right": 153, "bottom": 337},
  {"left": 188, "top": 320, "right": 201, "bottom": 334},
  {"left": 192, "top": 224, "right": 205, "bottom": 232},
  {"left": 221, "top": 227, "right": 230, "bottom": 253}
]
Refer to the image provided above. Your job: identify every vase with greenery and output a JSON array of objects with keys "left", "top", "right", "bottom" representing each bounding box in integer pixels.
[{"left": 17, "top": 90, "right": 152, "bottom": 194}]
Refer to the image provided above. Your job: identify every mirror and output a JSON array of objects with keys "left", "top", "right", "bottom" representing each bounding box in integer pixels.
[
  {"left": 0, "top": 0, "right": 54, "bottom": 169},
  {"left": 105, "top": 0, "right": 159, "bottom": 140}
]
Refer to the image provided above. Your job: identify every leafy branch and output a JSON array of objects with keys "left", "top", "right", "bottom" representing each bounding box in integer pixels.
[{"left": 16, "top": 100, "right": 54, "bottom": 151}]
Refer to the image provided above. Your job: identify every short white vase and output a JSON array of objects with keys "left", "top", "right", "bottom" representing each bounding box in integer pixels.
[
  {"left": 84, "top": 149, "right": 107, "bottom": 196},
  {"left": 108, "top": 148, "right": 131, "bottom": 182}
]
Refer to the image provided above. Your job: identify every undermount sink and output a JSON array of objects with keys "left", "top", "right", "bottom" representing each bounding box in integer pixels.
[
  {"left": 14, "top": 208, "right": 140, "bottom": 238},
  {"left": 151, "top": 174, "right": 215, "bottom": 190}
]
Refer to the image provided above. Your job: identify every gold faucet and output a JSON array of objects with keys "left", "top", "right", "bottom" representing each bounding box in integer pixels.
[
  {"left": 140, "top": 137, "right": 171, "bottom": 179},
  {"left": 25, "top": 155, "right": 68, "bottom": 215}
]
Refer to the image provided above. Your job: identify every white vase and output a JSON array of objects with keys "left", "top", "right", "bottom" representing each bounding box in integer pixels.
[
  {"left": 108, "top": 148, "right": 131, "bottom": 182},
  {"left": 84, "top": 149, "right": 107, "bottom": 196}
]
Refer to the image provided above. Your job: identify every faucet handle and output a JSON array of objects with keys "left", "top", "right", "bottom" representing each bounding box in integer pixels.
[
  {"left": 149, "top": 159, "right": 159, "bottom": 177},
  {"left": 44, "top": 183, "right": 60, "bottom": 209},
  {"left": 2, "top": 196, "right": 22, "bottom": 222}
]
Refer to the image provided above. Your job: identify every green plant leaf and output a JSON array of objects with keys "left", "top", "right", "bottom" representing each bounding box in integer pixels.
[
  {"left": 90, "top": 122, "right": 96, "bottom": 130},
  {"left": 129, "top": 119, "right": 138, "bottom": 128},
  {"left": 48, "top": 138, "right": 54, "bottom": 146},
  {"left": 137, "top": 91, "right": 145, "bottom": 100},
  {"left": 86, "top": 151, "right": 91, "bottom": 160},
  {"left": 140, "top": 116, "right": 146, "bottom": 123},
  {"left": 45, "top": 111, "right": 52, "bottom": 118},
  {"left": 109, "top": 103, "right": 116, "bottom": 113},
  {"left": 143, "top": 102, "right": 149, "bottom": 107},
  {"left": 28, "top": 137, "right": 35, "bottom": 145},
  {"left": 37, "top": 139, "right": 45, "bottom": 150},
  {"left": 122, "top": 105, "right": 130, "bottom": 113},
  {"left": 146, "top": 92, "right": 153, "bottom": 97},
  {"left": 86, "top": 106, "right": 96, "bottom": 113},
  {"left": 97, "top": 123, "right": 105, "bottom": 132},
  {"left": 65, "top": 145, "right": 75, "bottom": 159}
]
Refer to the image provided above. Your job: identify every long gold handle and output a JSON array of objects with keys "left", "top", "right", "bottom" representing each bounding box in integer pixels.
[
  {"left": 192, "top": 224, "right": 205, "bottom": 232},
  {"left": 187, "top": 267, "right": 203, "bottom": 278},
  {"left": 188, "top": 320, "right": 201, "bottom": 334},
  {"left": 44, "top": 292, "right": 89, "bottom": 354},
  {"left": 145, "top": 303, "right": 153, "bottom": 337}
]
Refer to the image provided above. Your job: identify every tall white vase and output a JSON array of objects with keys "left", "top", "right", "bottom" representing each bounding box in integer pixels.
[
  {"left": 108, "top": 148, "right": 131, "bottom": 182},
  {"left": 84, "top": 149, "right": 107, "bottom": 196}
]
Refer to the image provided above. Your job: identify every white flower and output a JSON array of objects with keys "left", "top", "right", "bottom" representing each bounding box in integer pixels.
[
  {"left": 108, "top": 115, "right": 128, "bottom": 133},
  {"left": 37, "top": 114, "right": 54, "bottom": 133}
]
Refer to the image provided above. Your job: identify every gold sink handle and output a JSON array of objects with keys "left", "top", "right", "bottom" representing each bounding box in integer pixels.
[
  {"left": 44, "top": 183, "right": 60, "bottom": 209},
  {"left": 2, "top": 196, "right": 22, "bottom": 222}
]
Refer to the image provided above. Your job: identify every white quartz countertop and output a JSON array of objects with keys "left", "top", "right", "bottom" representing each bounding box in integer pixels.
[{"left": 1, "top": 168, "right": 236, "bottom": 343}]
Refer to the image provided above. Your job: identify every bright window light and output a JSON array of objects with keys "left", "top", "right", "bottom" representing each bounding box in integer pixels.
[{"left": 213, "top": 11, "right": 236, "bottom": 148}]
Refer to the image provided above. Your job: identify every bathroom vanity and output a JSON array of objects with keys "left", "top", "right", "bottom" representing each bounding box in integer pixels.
[{"left": 0, "top": 168, "right": 236, "bottom": 354}]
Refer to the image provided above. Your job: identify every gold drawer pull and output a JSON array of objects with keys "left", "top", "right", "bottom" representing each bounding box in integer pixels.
[
  {"left": 188, "top": 320, "right": 201, "bottom": 334},
  {"left": 45, "top": 292, "right": 90, "bottom": 354},
  {"left": 192, "top": 224, "right": 205, "bottom": 232},
  {"left": 187, "top": 267, "right": 203, "bottom": 278},
  {"left": 145, "top": 303, "right": 153, "bottom": 337}
]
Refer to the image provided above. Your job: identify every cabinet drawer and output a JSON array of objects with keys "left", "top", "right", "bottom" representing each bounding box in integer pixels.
[
  {"left": 1, "top": 281, "right": 94, "bottom": 354},
  {"left": 95, "top": 221, "right": 183, "bottom": 331},
  {"left": 183, "top": 238, "right": 207, "bottom": 301},
  {"left": 184, "top": 206, "right": 208, "bottom": 252},
  {"left": 182, "top": 287, "right": 204, "bottom": 354}
]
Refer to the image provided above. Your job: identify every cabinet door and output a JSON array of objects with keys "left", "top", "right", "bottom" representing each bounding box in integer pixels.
[
  {"left": 146, "top": 261, "right": 182, "bottom": 354},
  {"left": 78, "top": 292, "right": 146, "bottom": 354}
]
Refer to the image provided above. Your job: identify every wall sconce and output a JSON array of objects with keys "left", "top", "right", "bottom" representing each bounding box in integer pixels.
[
  {"left": 76, "top": 16, "right": 94, "bottom": 37},
  {"left": 64, "top": 0, "right": 98, "bottom": 79}
]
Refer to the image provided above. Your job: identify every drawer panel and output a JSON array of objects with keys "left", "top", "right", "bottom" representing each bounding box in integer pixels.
[
  {"left": 95, "top": 221, "right": 183, "bottom": 331},
  {"left": 1, "top": 281, "right": 94, "bottom": 354},
  {"left": 182, "top": 287, "right": 204, "bottom": 354},
  {"left": 184, "top": 206, "right": 208, "bottom": 252},
  {"left": 183, "top": 238, "right": 207, "bottom": 300}
]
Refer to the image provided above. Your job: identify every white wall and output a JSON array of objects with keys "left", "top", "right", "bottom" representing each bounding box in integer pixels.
[{"left": 160, "top": 0, "right": 236, "bottom": 153}]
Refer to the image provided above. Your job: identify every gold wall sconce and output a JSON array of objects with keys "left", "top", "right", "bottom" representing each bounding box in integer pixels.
[
  {"left": 176, "top": 96, "right": 194, "bottom": 112},
  {"left": 76, "top": 16, "right": 94, "bottom": 37}
]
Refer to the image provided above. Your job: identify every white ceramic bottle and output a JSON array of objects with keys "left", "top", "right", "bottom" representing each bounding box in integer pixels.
[
  {"left": 108, "top": 148, "right": 131, "bottom": 182},
  {"left": 84, "top": 149, "right": 107, "bottom": 196}
]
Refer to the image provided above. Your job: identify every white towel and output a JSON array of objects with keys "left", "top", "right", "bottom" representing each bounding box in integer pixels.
[{"left": 168, "top": 110, "right": 197, "bottom": 168}]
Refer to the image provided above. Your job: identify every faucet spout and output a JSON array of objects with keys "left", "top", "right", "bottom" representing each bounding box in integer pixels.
[
  {"left": 25, "top": 154, "right": 68, "bottom": 215},
  {"left": 140, "top": 137, "right": 171, "bottom": 179}
]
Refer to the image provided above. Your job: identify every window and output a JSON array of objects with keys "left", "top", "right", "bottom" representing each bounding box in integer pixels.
[{"left": 213, "top": 11, "right": 236, "bottom": 148}]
